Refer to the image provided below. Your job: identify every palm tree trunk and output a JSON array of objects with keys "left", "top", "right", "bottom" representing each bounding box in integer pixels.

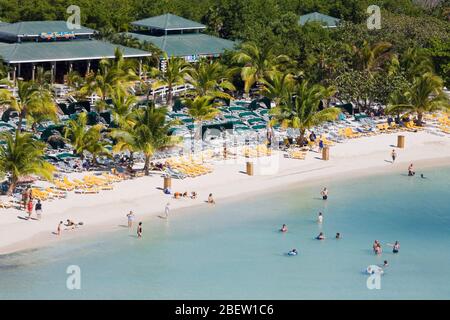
[
  {"left": 167, "top": 85, "right": 173, "bottom": 110},
  {"left": 16, "top": 113, "right": 24, "bottom": 133},
  {"left": 144, "top": 155, "right": 150, "bottom": 176},
  {"left": 7, "top": 177, "right": 18, "bottom": 195}
]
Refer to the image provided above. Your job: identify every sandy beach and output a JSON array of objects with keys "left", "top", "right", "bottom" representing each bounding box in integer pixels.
[{"left": 1, "top": 131, "right": 449, "bottom": 255}]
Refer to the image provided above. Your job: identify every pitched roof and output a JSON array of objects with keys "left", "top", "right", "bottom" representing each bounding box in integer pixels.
[
  {"left": 0, "top": 39, "right": 151, "bottom": 63},
  {"left": 131, "top": 14, "right": 206, "bottom": 31},
  {"left": 299, "top": 12, "right": 340, "bottom": 28},
  {"left": 125, "top": 32, "right": 235, "bottom": 58},
  {"left": 0, "top": 21, "right": 95, "bottom": 40}
]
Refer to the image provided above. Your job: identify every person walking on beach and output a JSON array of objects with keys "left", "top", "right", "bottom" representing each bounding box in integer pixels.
[
  {"left": 126, "top": 211, "right": 135, "bottom": 228},
  {"left": 391, "top": 149, "right": 397, "bottom": 164},
  {"left": 137, "top": 222, "right": 143, "bottom": 238},
  {"left": 320, "top": 188, "right": 328, "bottom": 200},
  {"left": 165, "top": 203, "right": 170, "bottom": 218},
  {"left": 57, "top": 221, "right": 63, "bottom": 236},
  {"left": 35, "top": 200, "right": 42, "bottom": 220},
  {"left": 26, "top": 198, "right": 33, "bottom": 220}
]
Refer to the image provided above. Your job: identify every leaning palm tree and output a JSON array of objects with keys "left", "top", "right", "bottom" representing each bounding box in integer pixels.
[
  {"left": 401, "top": 48, "right": 435, "bottom": 81},
  {"left": 0, "top": 132, "right": 55, "bottom": 195},
  {"left": 0, "top": 80, "right": 57, "bottom": 133},
  {"left": 270, "top": 81, "right": 340, "bottom": 144},
  {"left": 111, "top": 104, "right": 180, "bottom": 175},
  {"left": 184, "top": 96, "right": 221, "bottom": 141},
  {"left": 352, "top": 40, "right": 393, "bottom": 74},
  {"left": 185, "top": 59, "right": 236, "bottom": 100},
  {"left": 152, "top": 53, "right": 190, "bottom": 108},
  {"left": 232, "top": 42, "right": 292, "bottom": 93},
  {"left": 386, "top": 72, "right": 449, "bottom": 125}
]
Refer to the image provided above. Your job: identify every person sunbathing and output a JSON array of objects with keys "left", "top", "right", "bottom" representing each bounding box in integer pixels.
[
  {"left": 191, "top": 192, "right": 197, "bottom": 199},
  {"left": 182, "top": 192, "right": 188, "bottom": 198},
  {"left": 174, "top": 192, "right": 182, "bottom": 199},
  {"left": 65, "top": 219, "right": 78, "bottom": 230}
]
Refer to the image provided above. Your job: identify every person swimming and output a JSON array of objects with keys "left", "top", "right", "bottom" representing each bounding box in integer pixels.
[
  {"left": 336, "top": 232, "right": 341, "bottom": 239},
  {"left": 280, "top": 224, "right": 288, "bottom": 233},
  {"left": 288, "top": 249, "right": 298, "bottom": 256},
  {"left": 316, "top": 232, "right": 325, "bottom": 240},
  {"left": 382, "top": 260, "right": 388, "bottom": 267}
]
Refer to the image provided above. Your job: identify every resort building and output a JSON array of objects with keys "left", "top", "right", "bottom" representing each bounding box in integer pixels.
[
  {"left": 125, "top": 13, "right": 236, "bottom": 63},
  {"left": 0, "top": 21, "right": 151, "bottom": 83},
  {"left": 299, "top": 12, "right": 341, "bottom": 28}
]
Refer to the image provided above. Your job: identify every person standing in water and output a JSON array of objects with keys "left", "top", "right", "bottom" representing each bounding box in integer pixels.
[
  {"left": 137, "top": 222, "right": 143, "bottom": 238},
  {"left": 336, "top": 233, "right": 341, "bottom": 239},
  {"left": 391, "top": 149, "right": 397, "bottom": 164},
  {"left": 165, "top": 203, "right": 170, "bottom": 218},
  {"left": 56, "top": 221, "right": 63, "bottom": 236},
  {"left": 408, "top": 163, "right": 415, "bottom": 176},
  {"left": 126, "top": 211, "right": 135, "bottom": 228},
  {"left": 320, "top": 188, "right": 328, "bottom": 200},
  {"left": 280, "top": 224, "right": 288, "bottom": 233},
  {"left": 387, "top": 241, "right": 400, "bottom": 253},
  {"left": 318, "top": 212, "right": 323, "bottom": 224}
]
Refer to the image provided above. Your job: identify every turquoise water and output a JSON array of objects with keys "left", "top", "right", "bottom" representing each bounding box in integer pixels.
[{"left": 1, "top": 166, "right": 450, "bottom": 299}]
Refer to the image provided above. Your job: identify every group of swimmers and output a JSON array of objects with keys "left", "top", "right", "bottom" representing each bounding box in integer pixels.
[{"left": 373, "top": 240, "right": 400, "bottom": 255}]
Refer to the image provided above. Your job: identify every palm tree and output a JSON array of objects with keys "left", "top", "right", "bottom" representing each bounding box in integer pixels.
[
  {"left": 0, "top": 80, "right": 57, "bottom": 133},
  {"left": 270, "top": 81, "right": 340, "bottom": 144},
  {"left": 64, "top": 112, "right": 109, "bottom": 162},
  {"left": 386, "top": 72, "right": 449, "bottom": 124},
  {"left": 260, "top": 70, "right": 295, "bottom": 108},
  {"left": 109, "top": 86, "right": 138, "bottom": 127},
  {"left": 352, "top": 41, "right": 393, "bottom": 74},
  {"left": 401, "top": 48, "right": 435, "bottom": 81},
  {"left": 152, "top": 53, "right": 190, "bottom": 108},
  {"left": 0, "top": 132, "right": 55, "bottom": 194},
  {"left": 80, "top": 48, "right": 138, "bottom": 111},
  {"left": 232, "top": 42, "right": 292, "bottom": 93},
  {"left": 184, "top": 96, "right": 221, "bottom": 142},
  {"left": 185, "top": 59, "right": 236, "bottom": 100},
  {"left": 111, "top": 104, "right": 180, "bottom": 175}
]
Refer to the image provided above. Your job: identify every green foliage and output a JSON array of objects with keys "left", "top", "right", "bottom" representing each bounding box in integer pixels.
[{"left": 0, "top": 131, "right": 55, "bottom": 194}]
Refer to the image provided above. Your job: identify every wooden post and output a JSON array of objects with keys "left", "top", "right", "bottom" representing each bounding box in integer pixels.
[
  {"left": 163, "top": 176, "right": 172, "bottom": 189},
  {"left": 322, "top": 146, "right": 330, "bottom": 161},
  {"left": 246, "top": 162, "right": 254, "bottom": 176},
  {"left": 397, "top": 135, "right": 405, "bottom": 148}
]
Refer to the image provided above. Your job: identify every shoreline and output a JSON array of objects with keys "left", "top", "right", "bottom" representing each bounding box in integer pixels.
[{"left": 1, "top": 131, "right": 449, "bottom": 256}]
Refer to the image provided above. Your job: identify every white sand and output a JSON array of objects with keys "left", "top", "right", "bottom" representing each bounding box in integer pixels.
[{"left": 0, "top": 131, "right": 449, "bottom": 255}]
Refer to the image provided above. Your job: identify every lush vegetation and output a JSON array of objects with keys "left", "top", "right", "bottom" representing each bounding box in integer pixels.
[{"left": 0, "top": 0, "right": 449, "bottom": 193}]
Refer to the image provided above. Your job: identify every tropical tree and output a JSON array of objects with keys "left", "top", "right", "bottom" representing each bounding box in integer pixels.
[
  {"left": 111, "top": 104, "right": 180, "bottom": 175},
  {"left": 386, "top": 72, "right": 450, "bottom": 124},
  {"left": 232, "top": 42, "right": 292, "bottom": 93},
  {"left": 185, "top": 59, "right": 236, "bottom": 100},
  {"left": 64, "top": 112, "right": 110, "bottom": 162},
  {"left": 270, "top": 81, "right": 340, "bottom": 144},
  {"left": 184, "top": 96, "right": 221, "bottom": 140},
  {"left": 151, "top": 54, "right": 190, "bottom": 108},
  {"left": 352, "top": 41, "right": 393, "bottom": 74},
  {"left": 109, "top": 86, "right": 138, "bottom": 127},
  {"left": 80, "top": 48, "right": 138, "bottom": 111},
  {"left": 0, "top": 80, "right": 57, "bottom": 132},
  {"left": 0, "top": 132, "right": 55, "bottom": 194},
  {"left": 259, "top": 70, "right": 295, "bottom": 108}
]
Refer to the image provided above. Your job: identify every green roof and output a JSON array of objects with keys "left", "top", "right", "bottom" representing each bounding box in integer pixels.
[
  {"left": 0, "top": 40, "right": 151, "bottom": 63},
  {"left": 0, "top": 21, "right": 95, "bottom": 40},
  {"left": 299, "top": 12, "right": 340, "bottom": 28},
  {"left": 131, "top": 14, "right": 205, "bottom": 31},
  {"left": 125, "top": 32, "right": 235, "bottom": 58}
]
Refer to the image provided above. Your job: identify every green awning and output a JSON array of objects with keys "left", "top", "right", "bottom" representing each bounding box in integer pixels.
[{"left": 131, "top": 14, "right": 206, "bottom": 31}]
